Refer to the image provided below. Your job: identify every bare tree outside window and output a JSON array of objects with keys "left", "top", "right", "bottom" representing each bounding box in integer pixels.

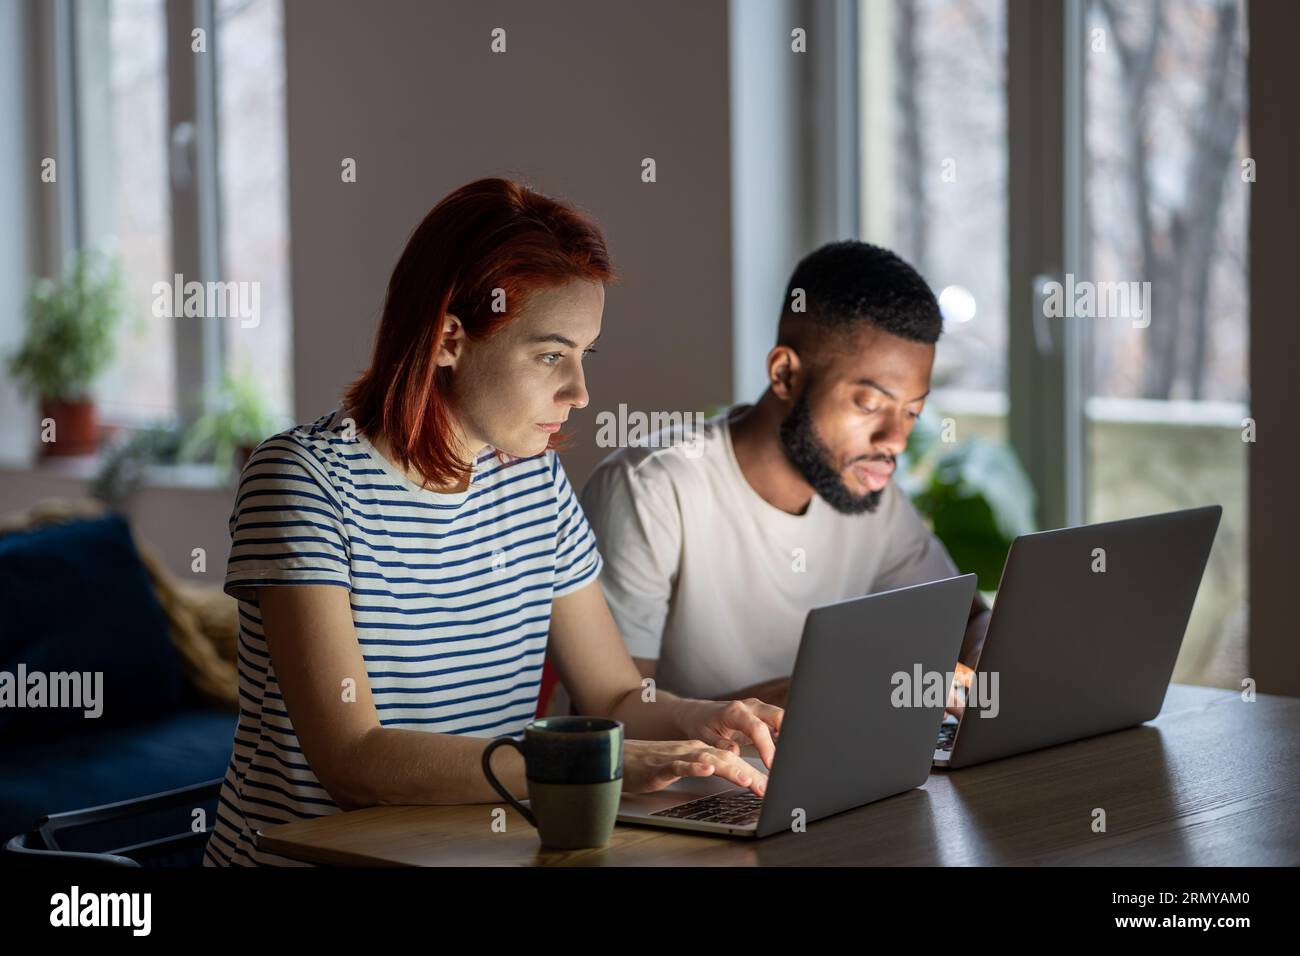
[
  {"left": 868, "top": 0, "right": 1249, "bottom": 686},
  {"left": 1086, "top": 0, "right": 1248, "bottom": 403},
  {"left": 1084, "top": 0, "right": 1249, "bottom": 686},
  {"left": 890, "top": 0, "right": 1008, "bottom": 402}
]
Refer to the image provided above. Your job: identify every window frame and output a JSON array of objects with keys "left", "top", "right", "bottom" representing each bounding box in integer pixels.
[{"left": 52, "top": 0, "right": 226, "bottom": 431}]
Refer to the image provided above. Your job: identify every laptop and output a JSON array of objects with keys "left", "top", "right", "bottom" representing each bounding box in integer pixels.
[
  {"left": 934, "top": 504, "right": 1222, "bottom": 769},
  {"left": 615, "top": 573, "right": 978, "bottom": 838}
]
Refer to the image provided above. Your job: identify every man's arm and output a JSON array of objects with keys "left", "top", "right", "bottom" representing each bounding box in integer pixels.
[
  {"left": 635, "top": 656, "right": 792, "bottom": 709},
  {"left": 959, "top": 593, "right": 992, "bottom": 670},
  {"left": 683, "top": 593, "right": 990, "bottom": 711},
  {"left": 551, "top": 582, "right": 781, "bottom": 769},
  {"left": 946, "top": 594, "right": 993, "bottom": 714}
]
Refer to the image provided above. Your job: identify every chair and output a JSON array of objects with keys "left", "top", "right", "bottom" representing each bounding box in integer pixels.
[{"left": 3, "top": 778, "right": 223, "bottom": 868}]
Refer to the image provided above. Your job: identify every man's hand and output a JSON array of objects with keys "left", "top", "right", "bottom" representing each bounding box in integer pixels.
[{"left": 946, "top": 662, "right": 976, "bottom": 720}]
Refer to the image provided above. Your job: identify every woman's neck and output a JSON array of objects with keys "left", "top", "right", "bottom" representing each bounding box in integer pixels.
[{"left": 366, "top": 427, "right": 478, "bottom": 494}]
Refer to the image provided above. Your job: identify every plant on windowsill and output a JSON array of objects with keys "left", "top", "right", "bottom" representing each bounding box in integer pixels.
[
  {"left": 91, "top": 422, "right": 188, "bottom": 512},
  {"left": 897, "top": 408, "right": 1037, "bottom": 593},
  {"left": 178, "top": 363, "right": 284, "bottom": 486},
  {"left": 5, "top": 249, "right": 125, "bottom": 457}
]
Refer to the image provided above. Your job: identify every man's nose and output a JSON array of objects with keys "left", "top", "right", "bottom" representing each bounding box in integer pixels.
[{"left": 874, "top": 409, "right": 909, "bottom": 456}]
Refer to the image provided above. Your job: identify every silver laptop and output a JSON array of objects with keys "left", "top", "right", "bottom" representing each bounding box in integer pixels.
[
  {"left": 616, "top": 573, "right": 978, "bottom": 838},
  {"left": 934, "top": 504, "right": 1222, "bottom": 769}
]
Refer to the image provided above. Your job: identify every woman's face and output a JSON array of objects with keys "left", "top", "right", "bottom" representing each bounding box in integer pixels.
[{"left": 442, "top": 278, "right": 605, "bottom": 460}]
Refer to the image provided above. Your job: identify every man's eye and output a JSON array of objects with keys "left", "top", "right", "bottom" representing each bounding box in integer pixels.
[
  {"left": 907, "top": 410, "right": 920, "bottom": 420},
  {"left": 541, "top": 353, "right": 562, "bottom": 365}
]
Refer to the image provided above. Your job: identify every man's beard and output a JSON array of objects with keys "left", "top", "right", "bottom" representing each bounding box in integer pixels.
[{"left": 778, "top": 390, "right": 888, "bottom": 515}]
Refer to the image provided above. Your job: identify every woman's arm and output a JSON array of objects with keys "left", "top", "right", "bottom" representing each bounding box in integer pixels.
[
  {"left": 258, "top": 584, "right": 528, "bottom": 808},
  {"left": 259, "top": 580, "right": 775, "bottom": 807},
  {"left": 546, "top": 578, "right": 782, "bottom": 767}
]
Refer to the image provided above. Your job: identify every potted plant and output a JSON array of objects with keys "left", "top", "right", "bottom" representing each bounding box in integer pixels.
[
  {"left": 898, "top": 408, "right": 1037, "bottom": 593},
  {"left": 5, "top": 249, "right": 124, "bottom": 456},
  {"left": 92, "top": 422, "right": 186, "bottom": 511},
  {"left": 178, "top": 363, "right": 283, "bottom": 484}
]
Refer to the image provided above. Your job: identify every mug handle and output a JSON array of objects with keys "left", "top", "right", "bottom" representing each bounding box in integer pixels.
[{"left": 482, "top": 738, "right": 537, "bottom": 828}]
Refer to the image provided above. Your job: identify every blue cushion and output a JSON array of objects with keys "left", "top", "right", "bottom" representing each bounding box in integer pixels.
[
  {"left": 0, "top": 514, "right": 187, "bottom": 738},
  {"left": 0, "top": 707, "right": 237, "bottom": 846}
]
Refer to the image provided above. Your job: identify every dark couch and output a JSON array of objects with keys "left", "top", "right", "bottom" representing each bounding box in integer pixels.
[{"left": 0, "top": 514, "right": 236, "bottom": 855}]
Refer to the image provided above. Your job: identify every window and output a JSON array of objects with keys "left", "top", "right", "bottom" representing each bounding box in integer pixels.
[
  {"left": 73, "top": 0, "right": 174, "bottom": 420},
  {"left": 857, "top": 0, "right": 1249, "bottom": 685},
  {"left": 66, "top": 0, "right": 292, "bottom": 428},
  {"left": 216, "top": 0, "right": 292, "bottom": 419},
  {"left": 860, "top": 0, "right": 1009, "bottom": 442},
  {"left": 1082, "top": 0, "right": 1249, "bottom": 683}
]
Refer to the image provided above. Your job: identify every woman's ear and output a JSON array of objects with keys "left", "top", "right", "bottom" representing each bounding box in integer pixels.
[{"left": 435, "top": 313, "right": 465, "bottom": 368}]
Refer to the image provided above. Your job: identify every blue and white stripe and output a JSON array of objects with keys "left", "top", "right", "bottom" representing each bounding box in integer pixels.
[{"left": 203, "top": 408, "right": 601, "bottom": 866}]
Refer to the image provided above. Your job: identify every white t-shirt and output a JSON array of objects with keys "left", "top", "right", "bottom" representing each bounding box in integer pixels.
[{"left": 580, "top": 404, "right": 958, "bottom": 701}]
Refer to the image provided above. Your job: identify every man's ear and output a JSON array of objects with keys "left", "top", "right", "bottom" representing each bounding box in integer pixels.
[
  {"left": 766, "top": 344, "right": 803, "bottom": 401},
  {"left": 435, "top": 313, "right": 465, "bottom": 369}
]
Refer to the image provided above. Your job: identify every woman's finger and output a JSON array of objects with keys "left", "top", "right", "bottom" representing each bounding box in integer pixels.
[{"left": 696, "top": 749, "right": 767, "bottom": 796}]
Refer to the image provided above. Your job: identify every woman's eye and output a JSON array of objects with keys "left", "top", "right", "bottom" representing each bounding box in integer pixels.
[{"left": 542, "top": 347, "right": 596, "bottom": 366}]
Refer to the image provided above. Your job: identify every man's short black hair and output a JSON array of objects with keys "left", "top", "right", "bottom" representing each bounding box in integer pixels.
[{"left": 779, "top": 240, "right": 942, "bottom": 349}]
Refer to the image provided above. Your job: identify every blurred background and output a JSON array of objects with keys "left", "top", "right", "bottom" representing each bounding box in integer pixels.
[{"left": 0, "top": 0, "right": 1294, "bottom": 699}]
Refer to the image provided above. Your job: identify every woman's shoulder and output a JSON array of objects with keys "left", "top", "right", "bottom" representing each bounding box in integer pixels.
[{"left": 242, "top": 408, "right": 354, "bottom": 496}]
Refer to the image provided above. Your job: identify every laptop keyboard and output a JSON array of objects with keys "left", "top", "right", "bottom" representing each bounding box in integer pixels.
[
  {"left": 936, "top": 714, "right": 959, "bottom": 753},
  {"left": 650, "top": 790, "right": 764, "bottom": 826}
]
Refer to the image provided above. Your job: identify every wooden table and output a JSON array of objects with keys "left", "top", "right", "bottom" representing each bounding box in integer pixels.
[{"left": 257, "top": 684, "right": 1300, "bottom": 866}]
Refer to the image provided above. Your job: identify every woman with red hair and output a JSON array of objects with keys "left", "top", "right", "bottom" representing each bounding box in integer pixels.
[{"left": 204, "top": 178, "right": 781, "bottom": 865}]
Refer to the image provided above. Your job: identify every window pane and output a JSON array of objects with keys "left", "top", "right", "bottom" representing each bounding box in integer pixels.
[
  {"left": 1083, "top": 0, "right": 1249, "bottom": 686},
  {"left": 216, "top": 0, "right": 293, "bottom": 420},
  {"left": 862, "top": 0, "right": 1008, "bottom": 439},
  {"left": 75, "top": 0, "right": 174, "bottom": 421}
]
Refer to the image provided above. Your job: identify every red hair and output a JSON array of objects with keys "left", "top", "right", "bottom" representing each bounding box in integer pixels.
[{"left": 342, "top": 178, "right": 615, "bottom": 489}]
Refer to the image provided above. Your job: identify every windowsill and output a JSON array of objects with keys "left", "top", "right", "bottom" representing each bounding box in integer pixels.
[
  {"left": 0, "top": 453, "right": 232, "bottom": 491},
  {"left": 931, "top": 389, "right": 1252, "bottom": 428}
]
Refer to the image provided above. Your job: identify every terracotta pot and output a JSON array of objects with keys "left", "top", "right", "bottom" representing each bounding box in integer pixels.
[{"left": 39, "top": 397, "right": 99, "bottom": 456}]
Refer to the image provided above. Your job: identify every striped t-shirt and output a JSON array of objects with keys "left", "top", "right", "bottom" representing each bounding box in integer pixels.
[{"left": 203, "top": 407, "right": 603, "bottom": 866}]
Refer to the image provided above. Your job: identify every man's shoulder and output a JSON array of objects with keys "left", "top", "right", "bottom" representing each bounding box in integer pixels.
[{"left": 584, "top": 408, "right": 730, "bottom": 498}]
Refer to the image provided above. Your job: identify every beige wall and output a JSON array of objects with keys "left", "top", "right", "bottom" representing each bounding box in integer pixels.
[
  {"left": 0, "top": 0, "right": 735, "bottom": 577},
  {"left": 282, "top": 0, "right": 734, "bottom": 488}
]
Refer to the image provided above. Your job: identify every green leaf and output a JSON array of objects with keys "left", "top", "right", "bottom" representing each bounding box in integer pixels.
[
  {"left": 5, "top": 248, "right": 125, "bottom": 399},
  {"left": 912, "top": 437, "right": 1037, "bottom": 592}
]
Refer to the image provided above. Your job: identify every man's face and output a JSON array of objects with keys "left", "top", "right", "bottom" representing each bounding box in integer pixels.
[{"left": 778, "top": 324, "right": 934, "bottom": 514}]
